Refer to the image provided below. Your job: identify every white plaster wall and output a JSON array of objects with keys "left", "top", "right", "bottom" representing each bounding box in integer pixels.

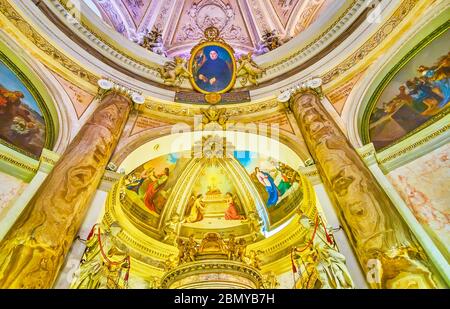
[{"left": 0, "top": 171, "right": 27, "bottom": 218}]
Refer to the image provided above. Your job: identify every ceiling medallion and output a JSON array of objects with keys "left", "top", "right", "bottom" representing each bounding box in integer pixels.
[{"left": 204, "top": 26, "right": 221, "bottom": 42}]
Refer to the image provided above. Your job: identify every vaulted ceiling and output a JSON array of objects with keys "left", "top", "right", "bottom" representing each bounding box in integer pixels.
[{"left": 86, "top": 0, "right": 334, "bottom": 56}]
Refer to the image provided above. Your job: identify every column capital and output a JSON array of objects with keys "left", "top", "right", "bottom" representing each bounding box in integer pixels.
[
  {"left": 356, "top": 143, "right": 378, "bottom": 167},
  {"left": 298, "top": 164, "right": 322, "bottom": 185},
  {"left": 96, "top": 78, "right": 145, "bottom": 108},
  {"left": 277, "top": 77, "right": 324, "bottom": 111}
]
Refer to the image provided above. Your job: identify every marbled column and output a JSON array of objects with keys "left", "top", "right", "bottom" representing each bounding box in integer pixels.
[
  {"left": 290, "top": 90, "right": 443, "bottom": 288},
  {"left": 0, "top": 93, "right": 131, "bottom": 288}
]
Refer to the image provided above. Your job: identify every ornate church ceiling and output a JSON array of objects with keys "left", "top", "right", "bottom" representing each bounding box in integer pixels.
[{"left": 85, "top": 0, "right": 334, "bottom": 57}]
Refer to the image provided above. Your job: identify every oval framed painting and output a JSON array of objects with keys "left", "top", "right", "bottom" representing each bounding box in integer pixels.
[{"left": 189, "top": 41, "right": 236, "bottom": 94}]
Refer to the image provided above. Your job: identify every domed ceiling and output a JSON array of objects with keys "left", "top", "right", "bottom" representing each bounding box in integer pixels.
[{"left": 84, "top": 0, "right": 335, "bottom": 57}]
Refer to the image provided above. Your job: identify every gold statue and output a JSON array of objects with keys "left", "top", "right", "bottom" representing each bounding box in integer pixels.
[
  {"left": 226, "top": 234, "right": 237, "bottom": 260},
  {"left": 158, "top": 57, "right": 192, "bottom": 85},
  {"left": 247, "top": 211, "right": 263, "bottom": 242},
  {"left": 236, "top": 52, "right": 265, "bottom": 86},
  {"left": 162, "top": 215, "right": 180, "bottom": 245},
  {"left": 262, "top": 271, "right": 280, "bottom": 289},
  {"left": 245, "top": 249, "right": 262, "bottom": 269}
]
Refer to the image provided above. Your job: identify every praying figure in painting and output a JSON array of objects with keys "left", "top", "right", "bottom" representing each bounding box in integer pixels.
[
  {"left": 254, "top": 167, "right": 279, "bottom": 207},
  {"left": 184, "top": 194, "right": 206, "bottom": 223},
  {"left": 194, "top": 47, "right": 232, "bottom": 92},
  {"left": 224, "top": 192, "right": 244, "bottom": 220},
  {"left": 143, "top": 167, "right": 170, "bottom": 212},
  {"left": 125, "top": 169, "right": 152, "bottom": 194}
]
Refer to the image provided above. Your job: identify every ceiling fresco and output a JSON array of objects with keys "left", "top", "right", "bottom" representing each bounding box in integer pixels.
[
  {"left": 121, "top": 149, "right": 304, "bottom": 241},
  {"left": 85, "top": 0, "right": 333, "bottom": 57}
]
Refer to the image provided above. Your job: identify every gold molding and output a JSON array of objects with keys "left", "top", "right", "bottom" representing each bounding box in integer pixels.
[
  {"left": 321, "top": 0, "right": 421, "bottom": 85},
  {"left": 378, "top": 123, "right": 450, "bottom": 164},
  {"left": 0, "top": 152, "right": 38, "bottom": 174},
  {"left": 0, "top": 0, "right": 98, "bottom": 87}
]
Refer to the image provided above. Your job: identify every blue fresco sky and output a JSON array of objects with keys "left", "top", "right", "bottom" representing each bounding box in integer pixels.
[{"left": 0, "top": 60, "right": 42, "bottom": 115}]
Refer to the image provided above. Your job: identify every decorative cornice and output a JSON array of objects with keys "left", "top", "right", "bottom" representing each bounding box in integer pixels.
[
  {"left": 377, "top": 122, "right": 450, "bottom": 165},
  {"left": 42, "top": 0, "right": 365, "bottom": 90},
  {"left": 0, "top": 152, "right": 38, "bottom": 174},
  {"left": 160, "top": 259, "right": 264, "bottom": 289},
  {"left": 321, "top": 0, "right": 421, "bottom": 85},
  {"left": 0, "top": 0, "right": 98, "bottom": 86}
]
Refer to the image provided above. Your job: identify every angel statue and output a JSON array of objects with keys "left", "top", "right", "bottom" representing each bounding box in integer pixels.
[
  {"left": 158, "top": 57, "right": 192, "bottom": 85},
  {"left": 236, "top": 52, "right": 265, "bottom": 86}
]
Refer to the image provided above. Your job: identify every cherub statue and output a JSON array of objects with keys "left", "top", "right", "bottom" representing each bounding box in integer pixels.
[
  {"left": 237, "top": 53, "right": 265, "bottom": 86},
  {"left": 162, "top": 215, "right": 180, "bottom": 245},
  {"left": 226, "top": 234, "right": 237, "bottom": 260},
  {"left": 164, "top": 254, "right": 179, "bottom": 271},
  {"left": 158, "top": 57, "right": 192, "bottom": 85},
  {"left": 141, "top": 27, "right": 167, "bottom": 57},
  {"left": 246, "top": 249, "right": 262, "bottom": 269},
  {"left": 235, "top": 239, "right": 247, "bottom": 262}
]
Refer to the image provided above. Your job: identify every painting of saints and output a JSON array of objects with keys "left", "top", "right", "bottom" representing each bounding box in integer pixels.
[
  {"left": 0, "top": 60, "right": 46, "bottom": 157},
  {"left": 224, "top": 192, "right": 244, "bottom": 220},
  {"left": 368, "top": 34, "right": 450, "bottom": 150},
  {"left": 184, "top": 194, "right": 206, "bottom": 223},
  {"left": 254, "top": 167, "right": 279, "bottom": 207},
  {"left": 125, "top": 169, "right": 152, "bottom": 194},
  {"left": 275, "top": 163, "right": 294, "bottom": 196},
  {"left": 143, "top": 167, "right": 170, "bottom": 212},
  {"left": 192, "top": 45, "right": 234, "bottom": 93}
]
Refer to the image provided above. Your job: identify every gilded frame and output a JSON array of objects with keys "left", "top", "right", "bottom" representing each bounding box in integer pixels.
[{"left": 188, "top": 41, "right": 237, "bottom": 94}]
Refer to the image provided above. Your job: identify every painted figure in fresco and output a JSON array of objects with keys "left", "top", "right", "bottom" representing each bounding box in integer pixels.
[
  {"left": 125, "top": 169, "right": 152, "bottom": 194},
  {"left": 184, "top": 194, "right": 206, "bottom": 223},
  {"left": 254, "top": 167, "right": 279, "bottom": 207},
  {"left": 194, "top": 46, "right": 232, "bottom": 92},
  {"left": 369, "top": 50, "right": 450, "bottom": 150},
  {"left": 224, "top": 192, "right": 244, "bottom": 220},
  {"left": 143, "top": 167, "right": 170, "bottom": 212},
  {"left": 0, "top": 87, "right": 43, "bottom": 156},
  {"left": 275, "top": 165, "right": 293, "bottom": 196}
]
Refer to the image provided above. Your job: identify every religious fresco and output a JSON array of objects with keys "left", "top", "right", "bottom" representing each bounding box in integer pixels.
[
  {"left": 124, "top": 153, "right": 188, "bottom": 216},
  {"left": 368, "top": 30, "right": 450, "bottom": 150},
  {"left": 387, "top": 144, "right": 450, "bottom": 259},
  {"left": 0, "top": 60, "right": 46, "bottom": 157},
  {"left": 234, "top": 151, "right": 303, "bottom": 225},
  {"left": 182, "top": 164, "right": 245, "bottom": 226}
]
